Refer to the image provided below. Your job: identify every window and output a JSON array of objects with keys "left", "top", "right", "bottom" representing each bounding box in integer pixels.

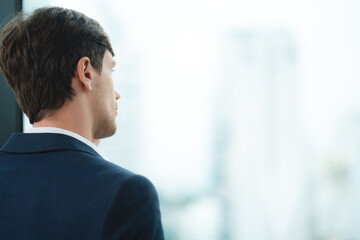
[{"left": 23, "top": 0, "right": 360, "bottom": 239}]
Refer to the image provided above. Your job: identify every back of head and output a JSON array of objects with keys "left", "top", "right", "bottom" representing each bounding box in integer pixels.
[{"left": 0, "top": 7, "right": 114, "bottom": 124}]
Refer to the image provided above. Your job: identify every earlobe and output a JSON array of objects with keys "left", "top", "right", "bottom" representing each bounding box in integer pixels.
[{"left": 76, "top": 57, "right": 93, "bottom": 91}]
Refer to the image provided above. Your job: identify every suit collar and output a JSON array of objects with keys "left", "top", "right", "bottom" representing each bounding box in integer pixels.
[{"left": 0, "top": 133, "right": 102, "bottom": 158}]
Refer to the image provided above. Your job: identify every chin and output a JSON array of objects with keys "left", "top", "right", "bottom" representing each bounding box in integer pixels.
[{"left": 94, "top": 119, "right": 117, "bottom": 139}]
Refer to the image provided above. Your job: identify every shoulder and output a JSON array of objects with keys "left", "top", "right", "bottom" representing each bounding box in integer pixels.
[
  {"left": 68, "top": 153, "right": 160, "bottom": 213},
  {"left": 103, "top": 173, "right": 160, "bottom": 215},
  {"left": 100, "top": 173, "right": 164, "bottom": 240},
  {"left": 63, "top": 151, "right": 157, "bottom": 198},
  {"left": 59, "top": 149, "right": 135, "bottom": 179},
  {"left": 110, "top": 174, "right": 159, "bottom": 206}
]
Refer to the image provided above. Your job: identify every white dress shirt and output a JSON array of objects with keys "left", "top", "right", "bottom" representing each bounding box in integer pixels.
[{"left": 26, "top": 127, "right": 108, "bottom": 160}]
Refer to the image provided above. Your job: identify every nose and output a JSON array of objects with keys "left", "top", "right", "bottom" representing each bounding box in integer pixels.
[{"left": 115, "top": 90, "right": 120, "bottom": 100}]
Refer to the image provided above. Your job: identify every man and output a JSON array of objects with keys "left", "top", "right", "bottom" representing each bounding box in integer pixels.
[{"left": 0, "top": 7, "right": 164, "bottom": 240}]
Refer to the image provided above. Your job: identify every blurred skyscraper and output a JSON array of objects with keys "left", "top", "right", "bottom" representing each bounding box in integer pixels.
[{"left": 214, "top": 31, "right": 308, "bottom": 240}]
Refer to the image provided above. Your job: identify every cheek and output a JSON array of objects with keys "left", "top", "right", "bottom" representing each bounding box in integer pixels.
[{"left": 108, "top": 82, "right": 116, "bottom": 98}]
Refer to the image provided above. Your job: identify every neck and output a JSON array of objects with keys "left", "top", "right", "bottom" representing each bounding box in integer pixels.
[{"left": 33, "top": 100, "right": 94, "bottom": 142}]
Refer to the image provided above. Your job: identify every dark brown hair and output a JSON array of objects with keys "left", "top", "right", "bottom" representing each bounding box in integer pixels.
[{"left": 0, "top": 7, "right": 114, "bottom": 124}]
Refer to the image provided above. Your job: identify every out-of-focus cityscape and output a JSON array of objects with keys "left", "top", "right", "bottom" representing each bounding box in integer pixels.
[{"left": 23, "top": 0, "right": 360, "bottom": 239}]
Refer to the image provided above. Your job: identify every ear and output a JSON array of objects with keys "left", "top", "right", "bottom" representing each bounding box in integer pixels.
[{"left": 76, "top": 57, "right": 93, "bottom": 91}]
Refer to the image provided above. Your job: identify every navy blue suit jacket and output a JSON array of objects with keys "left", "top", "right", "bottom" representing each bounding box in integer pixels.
[{"left": 0, "top": 133, "right": 164, "bottom": 240}]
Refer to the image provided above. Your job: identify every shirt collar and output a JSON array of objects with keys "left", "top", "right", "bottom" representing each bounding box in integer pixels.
[{"left": 25, "top": 127, "right": 108, "bottom": 160}]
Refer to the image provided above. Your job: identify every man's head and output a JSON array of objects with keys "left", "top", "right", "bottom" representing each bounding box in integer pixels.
[{"left": 0, "top": 7, "right": 120, "bottom": 139}]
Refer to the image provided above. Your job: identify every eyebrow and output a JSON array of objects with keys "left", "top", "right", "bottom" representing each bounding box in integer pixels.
[{"left": 112, "top": 61, "right": 116, "bottom": 67}]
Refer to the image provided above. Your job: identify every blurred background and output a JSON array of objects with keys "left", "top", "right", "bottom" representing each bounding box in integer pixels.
[{"left": 2, "top": 0, "right": 360, "bottom": 239}]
